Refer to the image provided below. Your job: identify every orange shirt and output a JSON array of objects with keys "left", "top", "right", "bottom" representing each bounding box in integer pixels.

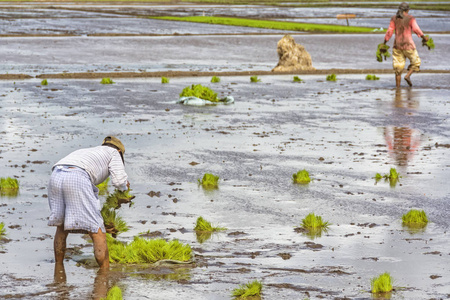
[{"left": 384, "top": 15, "right": 424, "bottom": 50}]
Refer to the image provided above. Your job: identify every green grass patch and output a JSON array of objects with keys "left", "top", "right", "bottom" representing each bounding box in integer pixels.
[
  {"left": 422, "top": 35, "right": 435, "bottom": 50},
  {"left": 402, "top": 209, "right": 428, "bottom": 228},
  {"left": 250, "top": 75, "right": 261, "bottom": 83},
  {"left": 366, "top": 74, "right": 380, "bottom": 80},
  {"left": 376, "top": 43, "right": 391, "bottom": 62},
  {"left": 293, "top": 76, "right": 303, "bottom": 83},
  {"left": 301, "top": 213, "right": 330, "bottom": 231},
  {"left": 180, "top": 84, "right": 219, "bottom": 102},
  {"left": 292, "top": 169, "right": 311, "bottom": 184},
  {"left": 0, "top": 222, "right": 6, "bottom": 239},
  {"left": 194, "top": 216, "right": 226, "bottom": 232},
  {"left": 161, "top": 77, "right": 169, "bottom": 84},
  {"left": 41, "top": 79, "right": 48, "bottom": 86},
  {"left": 211, "top": 76, "right": 221, "bottom": 83},
  {"left": 107, "top": 235, "right": 192, "bottom": 264},
  {"left": 101, "top": 205, "right": 129, "bottom": 237},
  {"left": 101, "top": 286, "right": 123, "bottom": 300},
  {"left": 96, "top": 178, "right": 110, "bottom": 196},
  {"left": 198, "top": 173, "right": 219, "bottom": 189},
  {"left": 371, "top": 272, "right": 393, "bottom": 294},
  {"left": 326, "top": 74, "right": 337, "bottom": 81},
  {"left": 151, "top": 16, "right": 377, "bottom": 33},
  {"left": 232, "top": 280, "right": 263, "bottom": 299},
  {"left": 101, "top": 78, "right": 114, "bottom": 84},
  {"left": 105, "top": 189, "right": 135, "bottom": 209}
]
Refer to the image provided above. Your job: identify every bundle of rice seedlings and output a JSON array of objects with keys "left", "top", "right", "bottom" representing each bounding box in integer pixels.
[
  {"left": 107, "top": 236, "right": 192, "bottom": 264},
  {"left": 402, "top": 209, "right": 428, "bottom": 228},
  {"left": 101, "top": 286, "right": 123, "bottom": 300},
  {"left": 366, "top": 74, "right": 380, "bottom": 80},
  {"left": 194, "top": 216, "right": 226, "bottom": 232},
  {"left": 292, "top": 170, "right": 311, "bottom": 184},
  {"left": 101, "top": 78, "right": 114, "bottom": 84},
  {"left": 422, "top": 35, "right": 435, "bottom": 50},
  {"left": 161, "top": 77, "right": 169, "bottom": 84},
  {"left": 371, "top": 272, "right": 393, "bottom": 294},
  {"left": 101, "top": 205, "right": 129, "bottom": 237},
  {"left": 326, "top": 74, "right": 337, "bottom": 81},
  {"left": 41, "top": 79, "right": 48, "bottom": 85},
  {"left": 374, "top": 173, "right": 383, "bottom": 181},
  {"left": 0, "top": 222, "right": 6, "bottom": 239},
  {"left": 301, "top": 213, "right": 330, "bottom": 231},
  {"left": 232, "top": 280, "right": 263, "bottom": 299},
  {"left": 96, "top": 178, "right": 110, "bottom": 196},
  {"left": 0, "top": 177, "right": 19, "bottom": 196},
  {"left": 250, "top": 76, "right": 261, "bottom": 83},
  {"left": 293, "top": 76, "right": 303, "bottom": 82},
  {"left": 211, "top": 76, "right": 220, "bottom": 83},
  {"left": 180, "top": 84, "right": 218, "bottom": 102},
  {"left": 376, "top": 43, "right": 391, "bottom": 62},
  {"left": 198, "top": 173, "right": 219, "bottom": 189},
  {"left": 105, "top": 189, "right": 135, "bottom": 209},
  {"left": 195, "top": 231, "right": 213, "bottom": 244}
]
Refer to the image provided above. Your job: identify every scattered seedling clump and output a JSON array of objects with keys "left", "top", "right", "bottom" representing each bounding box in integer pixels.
[
  {"left": 194, "top": 216, "right": 226, "bottom": 232},
  {"left": 250, "top": 76, "right": 261, "bottom": 83},
  {"left": 161, "top": 77, "right": 169, "bottom": 84},
  {"left": 326, "top": 74, "right": 337, "bottom": 81},
  {"left": 301, "top": 213, "right": 330, "bottom": 231},
  {"left": 402, "top": 209, "right": 428, "bottom": 228},
  {"left": 101, "top": 78, "right": 114, "bottom": 84},
  {"left": 211, "top": 76, "right": 220, "bottom": 83},
  {"left": 374, "top": 173, "right": 383, "bottom": 181},
  {"left": 107, "top": 235, "right": 192, "bottom": 264},
  {"left": 422, "top": 35, "right": 435, "bottom": 50},
  {"left": 180, "top": 84, "right": 219, "bottom": 102},
  {"left": 376, "top": 43, "right": 391, "bottom": 62},
  {"left": 41, "top": 79, "right": 48, "bottom": 85},
  {"left": 101, "top": 285, "right": 123, "bottom": 300},
  {"left": 293, "top": 76, "right": 303, "bottom": 82},
  {"left": 96, "top": 178, "right": 110, "bottom": 195},
  {"left": 101, "top": 205, "right": 129, "bottom": 237},
  {"left": 0, "top": 177, "right": 19, "bottom": 196},
  {"left": 374, "top": 168, "right": 401, "bottom": 186},
  {"left": 371, "top": 272, "right": 393, "bottom": 294},
  {"left": 105, "top": 189, "right": 135, "bottom": 209},
  {"left": 366, "top": 74, "right": 380, "bottom": 80},
  {"left": 0, "top": 222, "right": 6, "bottom": 239},
  {"left": 292, "top": 169, "right": 311, "bottom": 184},
  {"left": 198, "top": 173, "right": 219, "bottom": 189},
  {"left": 232, "top": 280, "right": 263, "bottom": 299}
]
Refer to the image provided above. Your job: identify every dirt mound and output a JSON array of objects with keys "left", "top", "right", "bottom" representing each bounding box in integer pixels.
[{"left": 272, "top": 35, "right": 315, "bottom": 72}]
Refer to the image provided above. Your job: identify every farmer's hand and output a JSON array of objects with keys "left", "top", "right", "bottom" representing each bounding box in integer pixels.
[
  {"left": 422, "top": 35, "right": 429, "bottom": 42},
  {"left": 126, "top": 181, "right": 130, "bottom": 189}
]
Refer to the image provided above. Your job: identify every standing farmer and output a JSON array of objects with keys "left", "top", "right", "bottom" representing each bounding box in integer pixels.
[
  {"left": 48, "top": 136, "right": 129, "bottom": 270},
  {"left": 383, "top": 2, "right": 428, "bottom": 87}
]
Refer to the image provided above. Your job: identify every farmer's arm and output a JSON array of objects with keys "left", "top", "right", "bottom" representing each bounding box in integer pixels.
[
  {"left": 411, "top": 18, "right": 425, "bottom": 38},
  {"left": 384, "top": 19, "right": 395, "bottom": 43},
  {"left": 109, "top": 151, "right": 128, "bottom": 191}
]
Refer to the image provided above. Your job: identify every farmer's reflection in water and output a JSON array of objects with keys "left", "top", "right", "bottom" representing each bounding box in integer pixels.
[{"left": 384, "top": 89, "right": 421, "bottom": 167}]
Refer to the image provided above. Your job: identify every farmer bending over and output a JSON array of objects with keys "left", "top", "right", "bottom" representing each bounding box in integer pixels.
[
  {"left": 383, "top": 2, "right": 428, "bottom": 87},
  {"left": 48, "top": 136, "right": 130, "bottom": 269}
]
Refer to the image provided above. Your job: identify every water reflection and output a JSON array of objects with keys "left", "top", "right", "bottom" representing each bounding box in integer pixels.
[{"left": 384, "top": 89, "right": 422, "bottom": 167}]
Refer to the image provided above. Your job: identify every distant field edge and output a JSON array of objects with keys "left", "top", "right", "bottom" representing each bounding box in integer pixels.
[
  {"left": 2, "top": 69, "right": 450, "bottom": 80},
  {"left": 151, "top": 16, "right": 381, "bottom": 33}
]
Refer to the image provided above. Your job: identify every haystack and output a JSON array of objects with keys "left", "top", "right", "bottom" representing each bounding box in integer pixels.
[{"left": 272, "top": 35, "right": 314, "bottom": 72}]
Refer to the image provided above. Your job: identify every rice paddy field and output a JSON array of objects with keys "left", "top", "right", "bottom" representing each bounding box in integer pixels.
[{"left": 1, "top": 1, "right": 450, "bottom": 299}]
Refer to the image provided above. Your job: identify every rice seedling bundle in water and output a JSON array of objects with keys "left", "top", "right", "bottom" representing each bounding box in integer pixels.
[
  {"left": 292, "top": 169, "right": 311, "bottom": 184},
  {"left": 101, "top": 205, "right": 129, "bottom": 237},
  {"left": 96, "top": 178, "right": 109, "bottom": 195},
  {"left": 198, "top": 173, "right": 219, "bottom": 189},
  {"left": 402, "top": 209, "right": 428, "bottom": 227},
  {"left": 301, "top": 213, "right": 330, "bottom": 230},
  {"left": 0, "top": 177, "right": 19, "bottom": 196},
  {"left": 105, "top": 189, "right": 135, "bottom": 209},
  {"left": 232, "top": 280, "right": 263, "bottom": 298},
  {"left": 374, "top": 173, "right": 383, "bottom": 181},
  {"left": 101, "top": 78, "right": 114, "bottom": 84},
  {"left": 194, "top": 216, "right": 226, "bottom": 232},
  {"left": 366, "top": 74, "right": 380, "bottom": 80},
  {"left": 211, "top": 76, "right": 220, "bottom": 83},
  {"left": 108, "top": 236, "right": 192, "bottom": 264},
  {"left": 0, "top": 222, "right": 6, "bottom": 238},
  {"left": 41, "top": 79, "right": 48, "bottom": 85},
  {"left": 371, "top": 272, "right": 393, "bottom": 294},
  {"left": 376, "top": 43, "right": 391, "bottom": 62},
  {"left": 101, "top": 286, "right": 123, "bottom": 300},
  {"left": 250, "top": 76, "right": 261, "bottom": 82},
  {"left": 326, "top": 74, "right": 337, "bottom": 81},
  {"left": 180, "top": 84, "right": 218, "bottom": 102},
  {"left": 293, "top": 76, "right": 303, "bottom": 82},
  {"left": 161, "top": 77, "right": 169, "bottom": 84},
  {"left": 422, "top": 35, "right": 435, "bottom": 50}
]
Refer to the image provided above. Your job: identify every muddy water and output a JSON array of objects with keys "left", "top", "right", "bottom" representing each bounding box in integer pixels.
[{"left": 0, "top": 74, "right": 449, "bottom": 299}]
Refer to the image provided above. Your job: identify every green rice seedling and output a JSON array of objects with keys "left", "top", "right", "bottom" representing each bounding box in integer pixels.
[
  {"left": 250, "top": 76, "right": 261, "bottom": 83},
  {"left": 41, "top": 79, "right": 48, "bottom": 85},
  {"left": 195, "top": 231, "right": 213, "bottom": 244},
  {"left": 105, "top": 189, "right": 135, "bottom": 209},
  {"left": 232, "top": 280, "right": 263, "bottom": 299},
  {"left": 301, "top": 213, "right": 330, "bottom": 231},
  {"left": 376, "top": 43, "right": 391, "bottom": 62},
  {"left": 101, "top": 286, "right": 123, "bottom": 300},
  {"left": 211, "top": 76, "right": 220, "bottom": 83},
  {"left": 292, "top": 169, "right": 311, "bottom": 184},
  {"left": 293, "top": 76, "right": 303, "bottom": 83},
  {"left": 371, "top": 272, "right": 393, "bottom": 294},
  {"left": 366, "top": 74, "right": 380, "bottom": 80},
  {"left": 194, "top": 216, "right": 226, "bottom": 232},
  {"left": 180, "top": 84, "right": 219, "bottom": 102},
  {"left": 374, "top": 173, "right": 383, "bottom": 181},
  {"left": 0, "top": 222, "right": 6, "bottom": 239},
  {"left": 0, "top": 177, "right": 19, "bottom": 196},
  {"left": 161, "top": 77, "right": 169, "bottom": 84},
  {"left": 422, "top": 35, "right": 435, "bottom": 50},
  {"left": 101, "top": 78, "right": 114, "bottom": 84},
  {"left": 96, "top": 178, "right": 110, "bottom": 196},
  {"left": 198, "top": 173, "right": 219, "bottom": 189},
  {"left": 101, "top": 205, "right": 129, "bottom": 238},
  {"left": 402, "top": 209, "right": 428, "bottom": 228},
  {"left": 107, "top": 235, "right": 192, "bottom": 264},
  {"left": 326, "top": 74, "right": 337, "bottom": 81}
]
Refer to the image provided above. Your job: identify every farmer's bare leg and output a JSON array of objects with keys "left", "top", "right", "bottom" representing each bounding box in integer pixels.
[
  {"left": 395, "top": 73, "right": 402, "bottom": 88},
  {"left": 89, "top": 229, "right": 110, "bottom": 269},
  {"left": 53, "top": 262, "right": 67, "bottom": 284},
  {"left": 404, "top": 68, "right": 414, "bottom": 87},
  {"left": 54, "top": 225, "right": 69, "bottom": 264},
  {"left": 92, "top": 268, "right": 109, "bottom": 300}
]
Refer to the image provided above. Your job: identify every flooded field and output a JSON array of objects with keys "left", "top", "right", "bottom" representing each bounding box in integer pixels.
[{"left": 1, "top": 2, "right": 450, "bottom": 300}]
